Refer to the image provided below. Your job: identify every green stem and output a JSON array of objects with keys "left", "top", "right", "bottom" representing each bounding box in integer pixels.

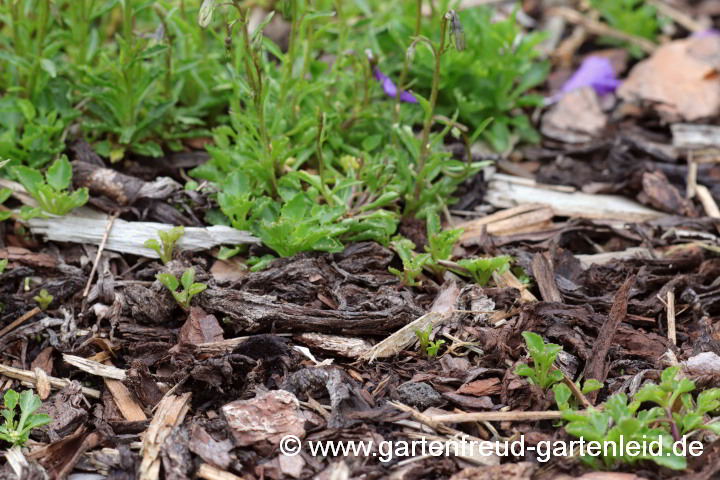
[
  {"left": 284, "top": 0, "right": 298, "bottom": 88},
  {"left": 233, "top": 1, "right": 275, "bottom": 197},
  {"left": 10, "top": 0, "right": 23, "bottom": 86},
  {"left": 411, "top": 15, "right": 448, "bottom": 212},
  {"left": 27, "top": 0, "right": 50, "bottom": 98},
  {"left": 122, "top": 0, "right": 135, "bottom": 127},
  {"left": 316, "top": 109, "right": 333, "bottom": 206},
  {"left": 392, "top": 0, "right": 423, "bottom": 144},
  {"left": 155, "top": 6, "right": 172, "bottom": 100}
]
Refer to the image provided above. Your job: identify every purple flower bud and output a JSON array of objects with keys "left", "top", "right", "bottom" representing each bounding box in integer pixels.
[
  {"left": 561, "top": 56, "right": 622, "bottom": 97},
  {"left": 373, "top": 69, "right": 417, "bottom": 103}
]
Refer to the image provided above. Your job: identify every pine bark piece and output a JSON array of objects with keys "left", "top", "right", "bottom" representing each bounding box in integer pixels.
[
  {"left": 221, "top": 390, "right": 305, "bottom": 447},
  {"left": 583, "top": 275, "right": 636, "bottom": 402}
]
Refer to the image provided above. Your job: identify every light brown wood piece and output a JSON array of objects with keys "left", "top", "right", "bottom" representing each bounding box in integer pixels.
[
  {"left": 667, "top": 290, "right": 676, "bottom": 346},
  {"left": 0, "top": 307, "right": 41, "bottom": 339},
  {"left": 0, "top": 363, "right": 101, "bottom": 398},
  {"left": 139, "top": 393, "right": 192, "bottom": 480},
  {"left": 197, "top": 464, "right": 244, "bottom": 480}
]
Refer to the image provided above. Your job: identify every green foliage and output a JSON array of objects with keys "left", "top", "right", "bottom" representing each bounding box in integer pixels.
[
  {"left": 13, "top": 156, "right": 88, "bottom": 217},
  {"left": 247, "top": 254, "right": 276, "bottom": 272},
  {"left": 426, "top": 339, "right": 445, "bottom": 357},
  {"left": 413, "top": 324, "right": 444, "bottom": 357},
  {"left": 144, "top": 226, "right": 185, "bottom": 265},
  {"left": 396, "top": 7, "right": 549, "bottom": 152},
  {"left": 515, "top": 331, "right": 564, "bottom": 390},
  {"left": 557, "top": 366, "right": 720, "bottom": 470},
  {"left": 554, "top": 379, "right": 604, "bottom": 411},
  {"left": 414, "top": 324, "right": 432, "bottom": 353},
  {"left": 389, "top": 238, "right": 432, "bottom": 286},
  {"left": 425, "top": 211, "right": 463, "bottom": 262},
  {"left": 590, "top": 0, "right": 662, "bottom": 57},
  {"left": 156, "top": 266, "right": 207, "bottom": 310},
  {"left": 563, "top": 393, "right": 685, "bottom": 470},
  {"left": 33, "top": 289, "right": 53, "bottom": 310},
  {"left": 456, "top": 255, "right": 511, "bottom": 286},
  {"left": 0, "top": 259, "right": 7, "bottom": 275},
  {"left": 0, "top": 389, "right": 51, "bottom": 447}
]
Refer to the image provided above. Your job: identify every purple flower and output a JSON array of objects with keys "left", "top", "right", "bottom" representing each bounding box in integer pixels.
[
  {"left": 692, "top": 28, "right": 720, "bottom": 38},
  {"left": 373, "top": 69, "right": 417, "bottom": 103},
  {"left": 561, "top": 56, "right": 622, "bottom": 97}
]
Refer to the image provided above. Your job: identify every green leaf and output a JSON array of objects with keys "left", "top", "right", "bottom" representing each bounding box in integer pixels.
[
  {"left": 181, "top": 267, "right": 196, "bottom": 291},
  {"left": 46, "top": 156, "right": 72, "bottom": 191},
  {"left": 4, "top": 390, "right": 19, "bottom": 412},
  {"left": 156, "top": 273, "right": 179, "bottom": 292},
  {"left": 13, "top": 166, "right": 44, "bottom": 198}
]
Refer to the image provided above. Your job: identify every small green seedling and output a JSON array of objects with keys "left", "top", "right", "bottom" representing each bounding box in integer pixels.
[
  {"left": 456, "top": 256, "right": 511, "bottom": 286},
  {"left": 247, "top": 254, "right": 276, "bottom": 272},
  {"left": 554, "top": 379, "right": 604, "bottom": 411},
  {"left": 156, "top": 267, "right": 207, "bottom": 310},
  {"left": 13, "top": 156, "right": 89, "bottom": 217},
  {"left": 0, "top": 389, "right": 51, "bottom": 447},
  {"left": 34, "top": 289, "right": 53, "bottom": 310},
  {"left": 414, "top": 324, "right": 444, "bottom": 357},
  {"left": 144, "top": 226, "right": 185, "bottom": 265},
  {"left": 424, "top": 211, "right": 463, "bottom": 262},
  {"left": 563, "top": 392, "right": 684, "bottom": 470},
  {"left": 633, "top": 366, "right": 720, "bottom": 437},
  {"left": 0, "top": 259, "right": 7, "bottom": 275},
  {"left": 389, "top": 238, "right": 432, "bottom": 287},
  {"left": 515, "top": 331, "right": 564, "bottom": 390},
  {"left": 426, "top": 339, "right": 445, "bottom": 357}
]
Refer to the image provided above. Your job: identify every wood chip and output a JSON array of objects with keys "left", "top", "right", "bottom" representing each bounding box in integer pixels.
[
  {"left": 486, "top": 175, "right": 665, "bottom": 222},
  {"left": 197, "top": 463, "right": 244, "bottom": 480},
  {"left": 138, "top": 393, "right": 192, "bottom": 480},
  {"left": 531, "top": 253, "right": 562, "bottom": 303},
  {"left": 34, "top": 367, "right": 51, "bottom": 400},
  {"left": 104, "top": 376, "right": 148, "bottom": 422},
  {"left": 360, "top": 281, "right": 461, "bottom": 362},
  {"left": 63, "top": 354, "right": 127, "bottom": 380},
  {"left": 28, "top": 208, "right": 259, "bottom": 259}
]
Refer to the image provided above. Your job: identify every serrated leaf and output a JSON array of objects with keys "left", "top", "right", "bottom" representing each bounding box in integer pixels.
[
  {"left": 46, "top": 156, "right": 72, "bottom": 191},
  {"left": 181, "top": 267, "right": 196, "bottom": 291},
  {"left": 156, "top": 273, "right": 179, "bottom": 291}
]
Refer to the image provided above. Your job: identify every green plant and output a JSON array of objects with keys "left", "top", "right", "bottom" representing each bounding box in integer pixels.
[
  {"left": 633, "top": 366, "right": 720, "bottom": 438},
  {"left": 156, "top": 266, "right": 207, "bottom": 310},
  {"left": 424, "top": 211, "right": 463, "bottom": 262},
  {"left": 0, "top": 389, "right": 51, "bottom": 447},
  {"left": 554, "top": 379, "right": 604, "bottom": 411},
  {"left": 563, "top": 392, "right": 684, "bottom": 470},
  {"left": 394, "top": 7, "right": 549, "bottom": 152},
  {"left": 389, "top": 238, "right": 432, "bottom": 286},
  {"left": 558, "top": 366, "right": 720, "bottom": 470},
  {"left": 515, "top": 331, "right": 564, "bottom": 390},
  {"left": 0, "top": 259, "right": 7, "bottom": 275},
  {"left": 13, "top": 156, "right": 88, "bottom": 217},
  {"left": 456, "top": 255, "right": 511, "bottom": 286},
  {"left": 144, "top": 226, "right": 185, "bottom": 265},
  {"left": 426, "top": 339, "right": 445, "bottom": 357},
  {"left": 33, "top": 289, "right": 53, "bottom": 310},
  {"left": 247, "top": 254, "right": 276, "bottom": 272},
  {"left": 591, "top": 0, "right": 662, "bottom": 57}
]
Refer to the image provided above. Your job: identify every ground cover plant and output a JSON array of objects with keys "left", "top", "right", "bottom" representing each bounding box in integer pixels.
[{"left": 0, "top": 0, "right": 720, "bottom": 479}]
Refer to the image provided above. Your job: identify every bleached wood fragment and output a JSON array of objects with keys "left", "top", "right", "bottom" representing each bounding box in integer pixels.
[
  {"left": 485, "top": 175, "right": 665, "bottom": 222},
  {"left": 672, "top": 123, "right": 720, "bottom": 149},
  {"left": 63, "top": 354, "right": 127, "bottom": 380},
  {"left": 139, "top": 393, "right": 192, "bottom": 480},
  {"left": 28, "top": 208, "right": 259, "bottom": 258}
]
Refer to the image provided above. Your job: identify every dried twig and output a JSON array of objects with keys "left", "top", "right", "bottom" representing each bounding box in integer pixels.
[
  {"left": 0, "top": 307, "right": 41, "bottom": 339},
  {"left": 667, "top": 290, "right": 676, "bottom": 346},
  {"left": 547, "top": 7, "right": 656, "bottom": 55},
  {"left": 0, "top": 363, "right": 101, "bottom": 398},
  {"left": 84, "top": 212, "right": 119, "bottom": 297}
]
